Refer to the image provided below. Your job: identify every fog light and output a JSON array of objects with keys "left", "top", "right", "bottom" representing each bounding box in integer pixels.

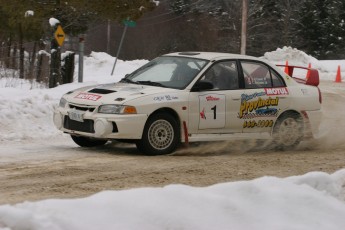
[
  {"left": 53, "top": 112, "right": 63, "bottom": 129},
  {"left": 94, "top": 118, "right": 112, "bottom": 137}
]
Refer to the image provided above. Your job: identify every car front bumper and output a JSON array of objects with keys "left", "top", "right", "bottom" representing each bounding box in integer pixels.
[{"left": 53, "top": 108, "right": 148, "bottom": 140}]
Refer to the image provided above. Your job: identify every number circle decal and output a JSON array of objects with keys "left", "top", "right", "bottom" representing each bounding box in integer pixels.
[{"left": 198, "top": 94, "right": 226, "bottom": 129}]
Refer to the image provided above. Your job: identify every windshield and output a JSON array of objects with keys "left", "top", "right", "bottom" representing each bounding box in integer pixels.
[{"left": 122, "top": 56, "right": 209, "bottom": 89}]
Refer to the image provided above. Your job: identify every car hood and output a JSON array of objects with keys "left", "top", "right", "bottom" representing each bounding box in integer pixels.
[{"left": 64, "top": 83, "right": 179, "bottom": 105}]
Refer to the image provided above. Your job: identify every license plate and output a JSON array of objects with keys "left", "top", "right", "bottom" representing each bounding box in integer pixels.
[{"left": 68, "top": 110, "right": 85, "bottom": 122}]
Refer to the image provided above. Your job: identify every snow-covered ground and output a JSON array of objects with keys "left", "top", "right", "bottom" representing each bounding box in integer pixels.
[
  {"left": 1, "top": 170, "right": 345, "bottom": 230},
  {"left": 1, "top": 47, "right": 345, "bottom": 230}
]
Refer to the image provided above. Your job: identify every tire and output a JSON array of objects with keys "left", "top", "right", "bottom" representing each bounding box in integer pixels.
[
  {"left": 136, "top": 113, "right": 180, "bottom": 155},
  {"left": 272, "top": 112, "right": 303, "bottom": 150},
  {"left": 71, "top": 135, "right": 108, "bottom": 147}
]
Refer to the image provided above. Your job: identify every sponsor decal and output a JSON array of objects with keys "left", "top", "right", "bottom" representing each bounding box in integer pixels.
[
  {"left": 164, "top": 95, "right": 178, "bottom": 101},
  {"left": 240, "top": 108, "right": 278, "bottom": 119},
  {"left": 75, "top": 93, "right": 102, "bottom": 101},
  {"left": 206, "top": 95, "right": 220, "bottom": 101},
  {"left": 264, "top": 87, "right": 289, "bottom": 96},
  {"left": 243, "top": 120, "right": 274, "bottom": 128},
  {"left": 256, "top": 108, "right": 278, "bottom": 116},
  {"left": 153, "top": 95, "right": 179, "bottom": 102},
  {"left": 153, "top": 96, "right": 165, "bottom": 101},
  {"left": 241, "top": 92, "right": 265, "bottom": 101},
  {"left": 238, "top": 95, "right": 279, "bottom": 119}
]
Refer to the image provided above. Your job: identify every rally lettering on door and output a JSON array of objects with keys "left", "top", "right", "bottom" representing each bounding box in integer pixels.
[{"left": 198, "top": 94, "right": 226, "bottom": 129}]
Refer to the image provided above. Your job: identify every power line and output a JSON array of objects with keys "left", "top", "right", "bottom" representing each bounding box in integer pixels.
[{"left": 138, "top": 14, "right": 186, "bottom": 27}]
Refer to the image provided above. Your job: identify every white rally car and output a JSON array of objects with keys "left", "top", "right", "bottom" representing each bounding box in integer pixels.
[{"left": 53, "top": 52, "right": 322, "bottom": 155}]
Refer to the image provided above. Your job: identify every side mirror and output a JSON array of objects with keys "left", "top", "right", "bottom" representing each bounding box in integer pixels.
[{"left": 191, "top": 80, "right": 214, "bottom": 92}]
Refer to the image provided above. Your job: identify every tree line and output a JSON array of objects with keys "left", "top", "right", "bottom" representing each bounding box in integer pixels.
[
  {"left": 120, "top": 0, "right": 345, "bottom": 60},
  {"left": 85, "top": 0, "right": 345, "bottom": 61},
  {"left": 1, "top": 0, "right": 345, "bottom": 85},
  {"left": 0, "top": 0, "right": 155, "bottom": 85}
]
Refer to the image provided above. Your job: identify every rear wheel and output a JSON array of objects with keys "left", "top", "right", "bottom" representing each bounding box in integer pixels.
[
  {"left": 136, "top": 113, "right": 180, "bottom": 155},
  {"left": 273, "top": 112, "right": 303, "bottom": 150},
  {"left": 71, "top": 135, "right": 108, "bottom": 147}
]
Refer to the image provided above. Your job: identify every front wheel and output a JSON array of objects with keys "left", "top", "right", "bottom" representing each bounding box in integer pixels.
[
  {"left": 273, "top": 112, "right": 303, "bottom": 150},
  {"left": 71, "top": 135, "right": 108, "bottom": 147},
  {"left": 136, "top": 113, "right": 180, "bottom": 155}
]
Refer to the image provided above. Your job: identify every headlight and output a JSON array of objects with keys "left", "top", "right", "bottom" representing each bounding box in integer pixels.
[
  {"left": 98, "top": 105, "right": 137, "bottom": 114},
  {"left": 59, "top": 97, "right": 68, "bottom": 108}
]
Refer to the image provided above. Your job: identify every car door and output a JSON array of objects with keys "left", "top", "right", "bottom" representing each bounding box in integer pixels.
[
  {"left": 188, "top": 60, "right": 243, "bottom": 134},
  {"left": 239, "top": 60, "right": 290, "bottom": 133}
]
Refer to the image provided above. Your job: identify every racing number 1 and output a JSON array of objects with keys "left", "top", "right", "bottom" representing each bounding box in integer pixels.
[
  {"left": 211, "top": 105, "right": 217, "bottom": 119},
  {"left": 198, "top": 94, "right": 225, "bottom": 129}
]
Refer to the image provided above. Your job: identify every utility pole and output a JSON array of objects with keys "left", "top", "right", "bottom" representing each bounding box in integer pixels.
[
  {"left": 49, "top": 0, "right": 62, "bottom": 88},
  {"left": 78, "top": 35, "right": 84, "bottom": 82},
  {"left": 49, "top": 24, "right": 61, "bottom": 88},
  {"left": 240, "top": 0, "right": 248, "bottom": 55},
  {"left": 107, "top": 20, "right": 111, "bottom": 54}
]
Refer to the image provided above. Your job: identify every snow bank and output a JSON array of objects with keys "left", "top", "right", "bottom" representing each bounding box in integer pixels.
[
  {"left": 0, "top": 83, "right": 95, "bottom": 142},
  {"left": 0, "top": 169, "right": 344, "bottom": 230},
  {"left": 80, "top": 52, "right": 148, "bottom": 83},
  {"left": 0, "top": 55, "right": 147, "bottom": 142},
  {"left": 263, "top": 46, "right": 320, "bottom": 67},
  {"left": 263, "top": 46, "right": 345, "bottom": 81}
]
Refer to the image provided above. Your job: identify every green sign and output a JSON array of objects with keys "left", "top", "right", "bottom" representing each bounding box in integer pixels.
[{"left": 123, "top": 19, "right": 136, "bottom": 27}]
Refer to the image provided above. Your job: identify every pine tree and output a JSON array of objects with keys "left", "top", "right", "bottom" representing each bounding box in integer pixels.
[
  {"left": 248, "top": 0, "right": 301, "bottom": 56},
  {"left": 298, "top": 0, "right": 345, "bottom": 59},
  {"left": 331, "top": 0, "right": 345, "bottom": 59},
  {"left": 0, "top": 0, "right": 157, "bottom": 84},
  {"left": 247, "top": 0, "right": 286, "bottom": 56}
]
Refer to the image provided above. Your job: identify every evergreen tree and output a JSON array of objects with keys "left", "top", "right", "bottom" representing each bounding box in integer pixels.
[
  {"left": 170, "top": 0, "right": 192, "bottom": 14},
  {"left": 331, "top": 0, "right": 345, "bottom": 59},
  {"left": 298, "top": 0, "right": 345, "bottom": 59},
  {"left": 0, "top": 0, "right": 156, "bottom": 82},
  {"left": 0, "top": 0, "right": 157, "bottom": 45},
  {"left": 247, "top": 0, "right": 285, "bottom": 56}
]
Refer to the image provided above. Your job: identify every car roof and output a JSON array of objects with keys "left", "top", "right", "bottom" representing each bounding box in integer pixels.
[{"left": 163, "top": 52, "right": 262, "bottom": 62}]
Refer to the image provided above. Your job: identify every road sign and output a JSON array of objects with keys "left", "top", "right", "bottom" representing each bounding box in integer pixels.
[
  {"left": 111, "top": 19, "right": 135, "bottom": 75},
  {"left": 54, "top": 25, "right": 65, "bottom": 46},
  {"left": 123, "top": 19, "right": 136, "bottom": 27}
]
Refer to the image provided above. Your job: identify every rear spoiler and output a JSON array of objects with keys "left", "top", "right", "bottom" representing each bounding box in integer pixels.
[{"left": 276, "top": 65, "right": 319, "bottom": 86}]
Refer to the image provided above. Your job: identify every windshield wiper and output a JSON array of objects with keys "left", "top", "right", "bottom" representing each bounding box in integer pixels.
[
  {"left": 119, "top": 78, "right": 139, "bottom": 84},
  {"left": 137, "top": 81, "right": 165, "bottom": 87}
]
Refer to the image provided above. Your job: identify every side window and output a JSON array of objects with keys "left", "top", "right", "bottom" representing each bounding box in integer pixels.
[
  {"left": 241, "top": 61, "right": 286, "bottom": 89},
  {"left": 271, "top": 71, "right": 285, "bottom": 87},
  {"left": 241, "top": 61, "right": 271, "bottom": 88},
  {"left": 203, "top": 61, "right": 239, "bottom": 90}
]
